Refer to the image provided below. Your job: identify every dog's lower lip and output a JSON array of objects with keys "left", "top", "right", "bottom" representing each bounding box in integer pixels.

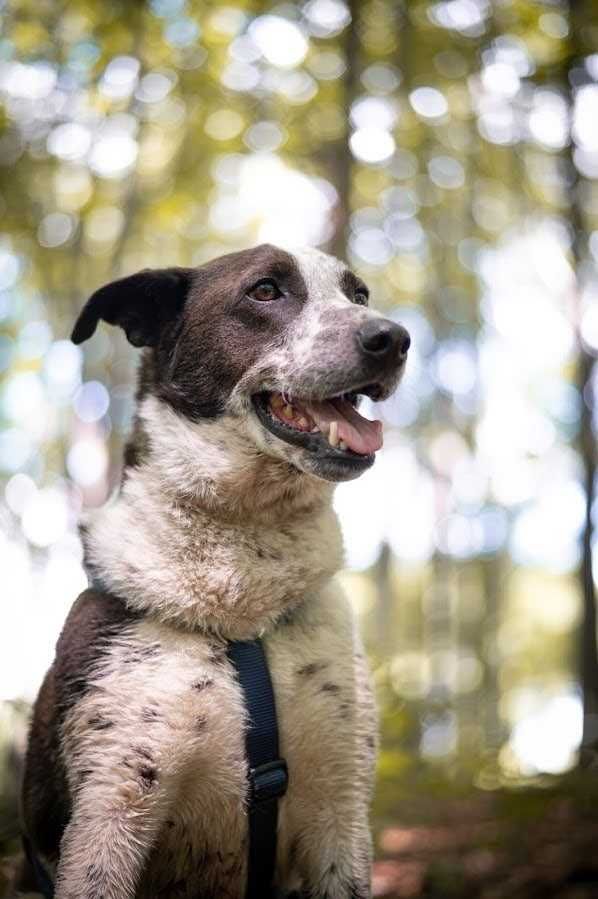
[{"left": 251, "top": 391, "right": 378, "bottom": 467}]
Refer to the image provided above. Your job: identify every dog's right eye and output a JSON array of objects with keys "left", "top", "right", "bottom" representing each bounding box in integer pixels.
[{"left": 247, "top": 279, "right": 282, "bottom": 302}]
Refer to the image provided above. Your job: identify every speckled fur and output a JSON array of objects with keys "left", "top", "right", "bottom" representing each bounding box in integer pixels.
[
  {"left": 47, "top": 583, "right": 376, "bottom": 899},
  {"left": 21, "top": 245, "right": 404, "bottom": 899}
]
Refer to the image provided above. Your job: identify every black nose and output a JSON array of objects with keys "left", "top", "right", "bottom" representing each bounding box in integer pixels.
[{"left": 357, "top": 319, "right": 410, "bottom": 360}]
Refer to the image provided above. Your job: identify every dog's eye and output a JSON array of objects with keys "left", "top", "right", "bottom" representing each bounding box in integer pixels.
[
  {"left": 247, "top": 279, "right": 282, "bottom": 302},
  {"left": 354, "top": 287, "right": 369, "bottom": 306}
]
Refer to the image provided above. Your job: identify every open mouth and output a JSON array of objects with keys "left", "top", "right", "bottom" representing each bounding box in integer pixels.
[{"left": 252, "top": 386, "right": 384, "bottom": 471}]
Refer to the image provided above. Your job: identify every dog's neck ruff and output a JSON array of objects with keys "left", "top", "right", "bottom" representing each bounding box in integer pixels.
[{"left": 83, "top": 398, "right": 344, "bottom": 640}]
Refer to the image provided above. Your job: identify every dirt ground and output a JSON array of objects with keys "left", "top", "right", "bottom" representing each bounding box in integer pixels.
[
  {"left": 372, "top": 783, "right": 598, "bottom": 898},
  {"left": 3, "top": 780, "right": 598, "bottom": 898}
]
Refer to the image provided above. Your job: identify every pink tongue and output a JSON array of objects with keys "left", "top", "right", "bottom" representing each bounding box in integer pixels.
[{"left": 303, "top": 398, "right": 383, "bottom": 456}]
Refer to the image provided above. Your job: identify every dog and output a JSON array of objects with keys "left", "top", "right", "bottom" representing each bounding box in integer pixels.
[{"left": 21, "top": 244, "right": 409, "bottom": 899}]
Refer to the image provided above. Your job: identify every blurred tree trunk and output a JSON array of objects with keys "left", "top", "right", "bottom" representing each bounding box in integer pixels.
[
  {"left": 578, "top": 338, "right": 597, "bottom": 756},
  {"left": 326, "top": 0, "right": 359, "bottom": 259},
  {"left": 566, "top": 0, "right": 598, "bottom": 757},
  {"left": 373, "top": 541, "right": 394, "bottom": 656},
  {"left": 480, "top": 556, "right": 505, "bottom": 749}
]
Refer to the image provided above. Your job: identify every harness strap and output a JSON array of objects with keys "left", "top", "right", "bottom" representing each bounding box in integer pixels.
[{"left": 227, "top": 639, "right": 288, "bottom": 899}]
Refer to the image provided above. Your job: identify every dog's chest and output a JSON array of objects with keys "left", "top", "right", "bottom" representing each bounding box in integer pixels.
[{"left": 96, "top": 602, "right": 362, "bottom": 897}]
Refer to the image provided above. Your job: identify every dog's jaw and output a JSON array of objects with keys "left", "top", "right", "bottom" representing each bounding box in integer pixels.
[{"left": 83, "top": 395, "right": 344, "bottom": 640}]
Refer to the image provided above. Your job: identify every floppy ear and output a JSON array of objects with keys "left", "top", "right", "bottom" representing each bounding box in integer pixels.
[{"left": 71, "top": 267, "right": 192, "bottom": 347}]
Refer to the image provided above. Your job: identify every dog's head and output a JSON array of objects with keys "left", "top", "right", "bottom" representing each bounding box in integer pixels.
[{"left": 72, "top": 244, "right": 409, "bottom": 483}]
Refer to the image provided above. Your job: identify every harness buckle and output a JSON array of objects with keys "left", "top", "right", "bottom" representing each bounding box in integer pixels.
[{"left": 249, "top": 758, "right": 288, "bottom": 805}]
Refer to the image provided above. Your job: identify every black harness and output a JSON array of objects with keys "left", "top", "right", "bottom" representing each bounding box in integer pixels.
[
  {"left": 25, "top": 635, "right": 288, "bottom": 899},
  {"left": 227, "top": 639, "right": 288, "bottom": 897}
]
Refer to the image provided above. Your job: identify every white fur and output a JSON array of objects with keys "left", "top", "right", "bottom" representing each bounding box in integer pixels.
[{"left": 85, "top": 396, "right": 343, "bottom": 640}]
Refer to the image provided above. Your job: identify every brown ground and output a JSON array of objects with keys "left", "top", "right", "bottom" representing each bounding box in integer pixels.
[
  {"left": 372, "top": 784, "right": 598, "bottom": 898},
  {"left": 3, "top": 780, "right": 598, "bottom": 897}
]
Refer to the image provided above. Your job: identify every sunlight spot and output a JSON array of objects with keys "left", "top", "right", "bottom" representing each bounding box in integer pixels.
[
  {"left": 5, "top": 473, "right": 37, "bottom": 516},
  {"left": 481, "top": 62, "right": 520, "bottom": 97},
  {"left": 47, "top": 122, "right": 92, "bottom": 161},
  {"left": 350, "top": 128, "right": 395, "bottom": 163},
  {"left": 409, "top": 86, "right": 448, "bottom": 119},
  {"left": 73, "top": 381, "right": 110, "bottom": 424},
  {"left": 508, "top": 689, "right": 582, "bottom": 775},
  {"left": 0, "top": 61, "right": 56, "bottom": 99},
  {"left": 204, "top": 109, "right": 244, "bottom": 141},
  {"left": 351, "top": 96, "right": 399, "bottom": 131},
  {"left": 38, "top": 212, "right": 76, "bottom": 248},
  {"left": 304, "top": 0, "right": 351, "bottom": 38},
  {"left": 100, "top": 55, "right": 140, "bottom": 100},
  {"left": 249, "top": 16, "right": 308, "bottom": 68},
  {"left": 21, "top": 487, "right": 69, "bottom": 548},
  {"left": 67, "top": 438, "right": 109, "bottom": 487},
  {"left": 238, "top": 154, "right": 335, "bottom": 246},
  {"left": 428, "top": 155, "right": 465, "bottom": 189},
  {"left": 89, "top": 134, "right": 138, "bottom": 179}
]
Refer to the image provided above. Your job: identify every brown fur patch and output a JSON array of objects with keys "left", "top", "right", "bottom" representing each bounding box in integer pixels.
[{"left": 22, "top": 589, "right": 139, "bottom": 862}]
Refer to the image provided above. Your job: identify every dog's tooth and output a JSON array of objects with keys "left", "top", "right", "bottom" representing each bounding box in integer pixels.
[
  {"left": 311, "top": 426, "right": 320, "bottom": 433},
  {"left": 297, "top": 416, "right": 308, "bottom": 428},
  {"left": 339, "top": 440, "right": 347, "bottom": 451},
  {"left": 283, "top": 404, "right": 294, "bottom": 419},
  {"left": 328, "top": 421, "right": 339, "bottom": 448}
]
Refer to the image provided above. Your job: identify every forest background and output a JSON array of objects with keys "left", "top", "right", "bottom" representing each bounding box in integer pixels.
[{"left": 0, "top": 0, "right": 597, "bottom": 896}]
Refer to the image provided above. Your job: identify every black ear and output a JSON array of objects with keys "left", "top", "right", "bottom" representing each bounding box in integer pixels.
[{"left": 71, "top": 267, "right": 192, "bottom": 347}]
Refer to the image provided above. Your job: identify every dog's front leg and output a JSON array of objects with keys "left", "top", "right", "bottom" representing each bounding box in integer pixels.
[
  {"left": 296, "top": 807, "right": 373, "bottom": 899},
  {"left": 54, "top": 763, "right": 171, "bottom": 899},
  {"left": 292, "top": 640, "right": 377, "bottom": 899}
]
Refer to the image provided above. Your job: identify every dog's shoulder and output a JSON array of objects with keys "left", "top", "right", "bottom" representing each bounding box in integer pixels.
[
  {"left": 53, "top": 586, "right": 140, "bottom": 713},
  {"left": 22, "top": 589, "right": 135, "bottom": 860},
  {"left": 54, "top": 590, "right": 243, "bottom": 763}
]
